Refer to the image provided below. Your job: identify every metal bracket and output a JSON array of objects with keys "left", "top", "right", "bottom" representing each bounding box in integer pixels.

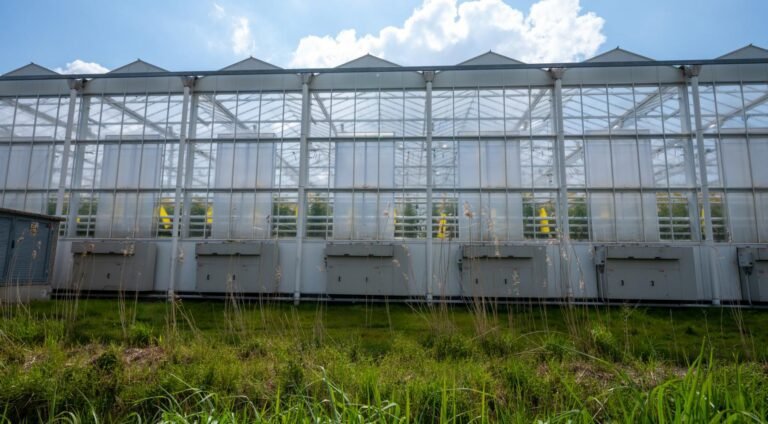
[
  {"left": 683, "top": 65, "right": 701, "bottom": 78},
  {"left": 548, "top": 67, "right": 566, "bottom": 80},
  {"left": 67, "top": 78, "right": 86, "bottom": 91},
  {"left": 181, "top": 76, "right": 197, "bottom": 88}
]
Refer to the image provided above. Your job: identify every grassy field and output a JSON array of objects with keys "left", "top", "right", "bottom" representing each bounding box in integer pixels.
[{"left": 1, "top": 298, "right": 767, "bottom": 422}]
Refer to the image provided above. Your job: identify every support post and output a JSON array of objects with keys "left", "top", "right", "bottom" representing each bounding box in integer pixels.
[
  {"left": 55, "top": 79, "right": 84, "bottom": 219},
  {"left": 686, "top": 66, "right": 721, "bottom": 305},
  {"left": 424, "top": 71, "right": 435, "bottom": 303},
  {"left": 66, "top": 93, "right": 91, "bottom": 237},
  {"left": 550, "top": 68, "right": 572, "bottom": 299},
  {"left": 294, "top": 73, "right": 313, "bottom": 305},
  {"left": 168, "top": 76, "right": 195, "bottom": 301},
  {"left": 678, "top": 86, "right": 703, "bottom": 242}
]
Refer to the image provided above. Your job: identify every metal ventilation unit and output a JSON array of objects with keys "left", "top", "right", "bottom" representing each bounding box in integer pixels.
[
  {"left": 69, "top": 241, "right": 157, "bottom": 292},
  {"left": 737, "top": 247, "right": 768, "bottom": 303},
  {"left": 195, "top": 241, "right": 279, "bottom": 294},
  {"left": 594, "top": 245, "right": 699, "bottom": 302},
  {"left": 0, "top": 208, "right": 61, "bottom": 302},
  {"left": 458, "top": 245, "right": 549, "bottom": 298},
  {"left": 325, "top": 243, "right": 411, "bottom": 297}
]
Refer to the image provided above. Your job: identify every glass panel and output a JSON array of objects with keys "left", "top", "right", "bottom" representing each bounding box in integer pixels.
[
  {"left": 523, "top": 193, "right": 557, "bottom": 240},
  {"left": 756, "top": 192, "right": 768, "bottom": 243},
  {"left": 589, "top": 192, "right": 614, "bottom": 241},
  {"left": 585, "top": 139, "right": 612, "bottom": 187},
  {"left": 568, "top": 192, "right": 589, "bottom": 240},
  {"left": 744, "top": 84, "right": 768, "bottom": 131},
  {"left": 394, "top": 194, "right": 426, "bottom": 239},
  {"left": 331, "top": 192, "right": 393, "bottom": 240},
  {"left": 726, "top": 192, "right": 756, "bottom": 242},
  {"left": 715, "top": 85, "right": 745, "bottom": 132},
  {"left": 720, "top": 138, "right": 751, "bottom": 187},
  {"left": 751, "top": 138, "right": 768, "bottom": 187}
]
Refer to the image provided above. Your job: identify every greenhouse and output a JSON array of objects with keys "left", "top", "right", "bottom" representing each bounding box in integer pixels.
[{"left": 0, "top": 45, "right": 767, "bottom": 303}]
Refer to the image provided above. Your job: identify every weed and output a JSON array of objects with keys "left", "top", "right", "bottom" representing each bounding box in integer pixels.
[{"left": 0, "top": 300, "right": 766, "bottom": 422}]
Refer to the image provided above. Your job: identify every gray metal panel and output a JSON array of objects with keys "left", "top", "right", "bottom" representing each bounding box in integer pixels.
[
  {"left": 196, "top": 74, "right": 301, "bottom": 92},
  {"left": 737, "top": 247, "right": 768, "bottom": 302},
  {"left": 0, "top": 217, "right": 10, "bottom": 280},
  {"left": 71, "top": 241, "right": 139, "bottom": 255},
  {"left": 7, "top": 218, "right": 52, "bottom": 283},
  {"left": 750, "top": 261, "right": 768, "bottom": 302},
  {"left": 196, "top": 242, "right": 262, "bottom": 256},
  {"left": 0, "top": 211, "right": 60, "bottom": 290},
  {"left": 325, "top": 243, "right": 409, "bottom": 296},
  {"left": 194, "top": 241, "right": 279, "bottom": 293},
  {"left": 70, "top": 241, "right": 156, "bottom": 291},
  {"left": 595, "top": 245, "right": 698, "bottom": 301},
  {"left": 326, "top": 243, "right": 394, "bottom": 257},
  {"left": 311, "top": 71, "right": 426, "bottom": 91},
  {"left": 562, "top": 65, "right": 685, "bottom": 85},
  {"left": 433, "top": 68, "right": 552, "bottom": 88},
  {"left": 698, "top": 63, "right": 768, "bottom": 84},
  {"left": 602, "top": 259, "right": 682, "bottom": 300},
  {"left": 462, "top": 245, "right": 537, "bottom": 259},
  {"left": 0, "top": 79, "right": 70, "bottom": 97},
  {"left": 459, "top": 244, "right": 548, "bottom": 298},
  {"left": 84, "top": 76, "right": 185, "bottom": 95},
  {"left": 326, "top": 257, "right": 396, "bottom": 295}
]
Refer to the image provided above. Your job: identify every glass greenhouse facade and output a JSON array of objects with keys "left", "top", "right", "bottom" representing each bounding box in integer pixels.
[{"left": 1, "top": 46, "right": 767, "bottom": 303}]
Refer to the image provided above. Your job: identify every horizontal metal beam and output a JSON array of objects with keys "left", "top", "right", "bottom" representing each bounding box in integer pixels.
[{"left": 2, "top": 58, "right": 768, "bottom": 82}]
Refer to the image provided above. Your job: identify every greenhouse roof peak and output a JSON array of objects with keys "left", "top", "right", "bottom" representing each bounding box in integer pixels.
[
  {"left": 336, "top": 54, "right": 401, "bottom": 68},
  {"left": 221, "top": 57, "right": 282, "bottom": 71},
  {"left": 584, "top": 47, "right": 654, "bottom": 63},
  {"left": 3, "top": 63, "right": 59, "bottom": 77},
  {"left": 458, "top": 51, "right": 524, "bottom": 66},
  {"left": 718, "top": 44, "right": 768, "bottom": 60},
  {"left": 109, "top": 59, "right": 167, "bottom": 74}
]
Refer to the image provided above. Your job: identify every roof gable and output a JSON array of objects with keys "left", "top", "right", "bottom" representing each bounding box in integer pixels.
[
  {"left": 3, "top": 63, "right": 59, "bottom": 77},
  {"left": 717, "top": 44, "right": 768, "bottom": 60},
  {"left": 336, "top": 54, "right": 401, "bottom": 68},
  {"left": 220, "top": 57, "right": 281, "bottom": 71},
  {"left": 458, "top": 51, "right": 524, "bottom": 66},
  {"left": 109, "top": 59, "right": 167, "bottom": 74},
  {"left": 585, "top": 47, "right": 654, "bottom": 63}
]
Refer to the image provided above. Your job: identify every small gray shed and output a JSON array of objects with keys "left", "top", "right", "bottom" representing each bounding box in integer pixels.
[{"left": 0, "top": 208, "right": 62, "bottom": 302}]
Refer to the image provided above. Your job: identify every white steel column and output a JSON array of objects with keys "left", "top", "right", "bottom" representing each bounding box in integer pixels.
[
  {"left": 686, "top": 66, "right": 721, "bottom": 305},
  {"left": 181, "top": 94, "right": 199, "bottom": 236},
  {"left": 678, "top": 86, "right": 704, "bottom": 242},
  {"left": 424, "top": 71, "right": 435, "bottom": 302},
  {"left": 55, "top": 79, "right": 83, "bottom": 218},
  {"left": 294, "top": 73, "right": 313, "bottom": 304},
  {"left": 168, "top": 76, "right": 195, "bottom": 300},
  {"left": 550, "top": 68, "right": 572, "bottom": 298},
  {"left": 66, "top": 95, "right": 91, "bottom": 237}
]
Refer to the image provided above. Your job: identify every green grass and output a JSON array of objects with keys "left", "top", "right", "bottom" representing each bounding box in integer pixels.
[{"left": 1, "top": 299, "right": 767, "bottom": 422}]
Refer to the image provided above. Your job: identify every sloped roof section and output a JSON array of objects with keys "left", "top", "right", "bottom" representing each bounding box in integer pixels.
[
  {"left": 109, "top": 59, "right": 167, "bottom": 74},
  {"left": 458, "top": 51, "right": 524, "bottom": 66},
  {"left": 717, "top": 44, "right": 768, "bottom": 60},
  {"left": 220, "top": 57, "right": 281, "bottom": 71},
  {"left": 336, "top": 54, "right": 401, "bottom": 68},
  {"left": 3, "top": 63, "right": 59, "bottom": 77},
  {"left": 585, "top": 47, "right": 654, "bottom": 63}
]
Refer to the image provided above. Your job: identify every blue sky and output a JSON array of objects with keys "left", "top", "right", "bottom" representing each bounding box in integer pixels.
[{"left": 1, "top": 0, "right": 766, "bottom": 73}]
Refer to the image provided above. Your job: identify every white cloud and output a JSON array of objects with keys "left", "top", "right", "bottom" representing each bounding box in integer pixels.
[
  {"left": 231, "top": 17, "right": 255, "bottom": 55},
  {"left": 289, "top": 0, "right": 605, "bottom": 67},
  {"left": 54, "top": 59, "right": 109, "bottom": 74},
  {"left": 211, "top": 2, "right": 226, "bottom": 19}
]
